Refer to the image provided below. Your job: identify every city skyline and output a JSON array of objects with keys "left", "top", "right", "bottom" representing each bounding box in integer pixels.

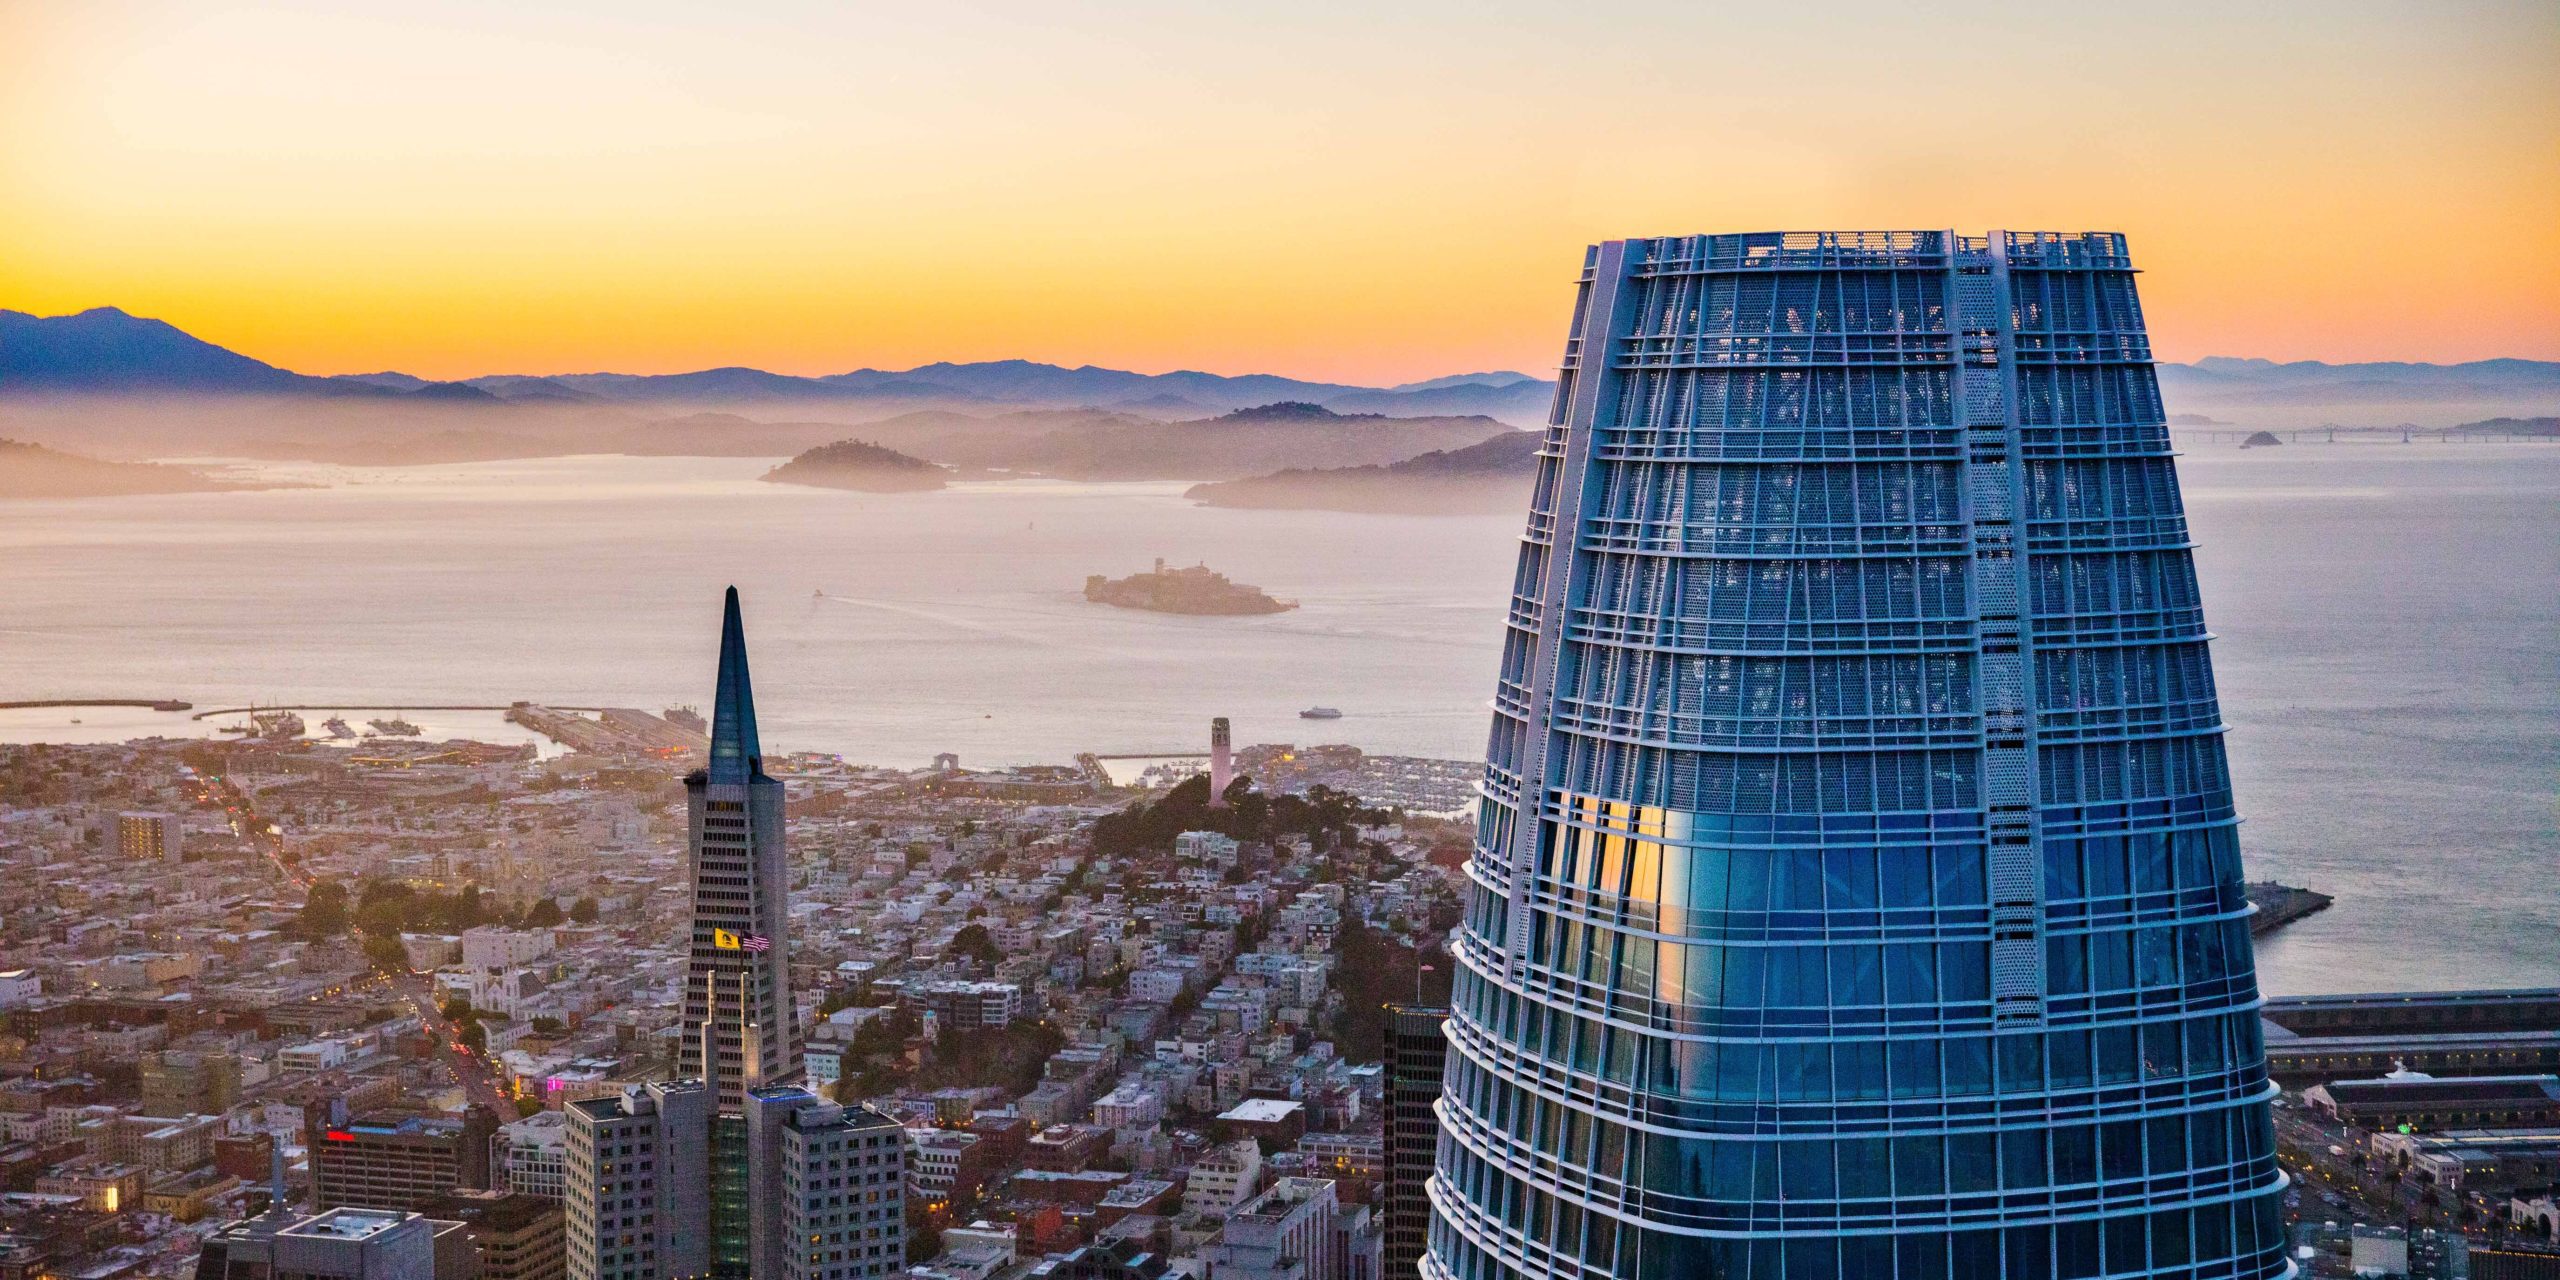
[
  {"left": 0, "top": 6, "right": 2553, "bottom": 1278},
  {"left": 5, "top": 3, "right": 2556, "bottom": 383}
]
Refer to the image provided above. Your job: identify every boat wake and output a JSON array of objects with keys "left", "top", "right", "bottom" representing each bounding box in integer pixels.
[{"left": 813, "top": 593, "right": 1132, "bottom": 658}]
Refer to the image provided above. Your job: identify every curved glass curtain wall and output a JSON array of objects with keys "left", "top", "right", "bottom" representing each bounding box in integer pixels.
[{"left": 1426, "top": 231, "right": 2292, "bottom": 1280}]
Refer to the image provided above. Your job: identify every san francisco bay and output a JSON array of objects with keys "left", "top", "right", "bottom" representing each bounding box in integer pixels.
[{"left": 2, "top": 443, "right": 2553, "bottom": 995}]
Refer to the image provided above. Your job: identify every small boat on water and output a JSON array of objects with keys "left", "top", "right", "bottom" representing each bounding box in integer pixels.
[
  {"left": 369, "top": 717, "right": 422, "bottom": 737},
  {"left": 1299, "top": 706, "right": 1343, "bottom": 720},
  {"left": 323, "top": 717, "right": 357, "bottom": 739}
]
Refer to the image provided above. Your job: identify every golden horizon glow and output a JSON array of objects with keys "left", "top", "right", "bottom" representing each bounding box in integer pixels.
[{"left": 3, "top": 1, "right": 2556, "bottom": 385}]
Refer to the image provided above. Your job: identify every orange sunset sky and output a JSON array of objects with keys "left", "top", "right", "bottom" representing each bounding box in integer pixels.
[{"left": 3, "top": 0, "right": 2556, "bottom": 385}]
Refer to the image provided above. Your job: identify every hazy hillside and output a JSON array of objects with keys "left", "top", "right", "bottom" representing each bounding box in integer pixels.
[
  {"left": 972, "top": 402, "right": 1517, "bottom": 481},
  {"left": 614, "top": 413, "right": 860, "bottom": 457},
  {"left": 841, "top": 407, "right": 1158, "bottom": 462},
  {"left": 760, "top": 439, "right": 948, "bottom": 492},
  {"left": 1185, "top": 428, "right": 1543, "bottom": 513},
  {"left": 2449, "top": 415, "right": 2558, "bottom": 437},
  {"left": 776, "top": 402, "right": 1517, "bottom": 481},
  {"left": 2156, "top": 357, "right": 2560, "bottom": 426},
  {"left": 0, "top": 438, "right": 275, "bottom": 499}
]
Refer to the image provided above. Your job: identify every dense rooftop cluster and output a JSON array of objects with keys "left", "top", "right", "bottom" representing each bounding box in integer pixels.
[{"left": 0, "top": 726, "right": 1468, "bottom": 1279}]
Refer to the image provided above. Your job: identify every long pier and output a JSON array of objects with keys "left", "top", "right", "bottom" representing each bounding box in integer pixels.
[
  {"left": 2247, "top": 881, "right": 2335, "bottom": 936},
  {"left": 187, "top": 702, "right": 607, "bottom": 721}
]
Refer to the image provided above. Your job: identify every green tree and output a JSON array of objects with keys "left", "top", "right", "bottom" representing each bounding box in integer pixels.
[
  {"left": 299, "top": 882, "right": 352, "bottom": 938},
  {"left": 1326, "top": 915, "right": 1450, "bottom": 1064},
  {"left": 568, "top": 897, "right": 599, "bottom": 924},
  {"left": 917, "top": 1021, "right": 1065, "bottom": 1095},
  {"left": 949, "top": 924, "right": 1002, "bottom": 969},
  {"left": 521, "top": 899, "right": 565, "bottom": 928},
  {"left": 849, "top": 1005, "right": 922, "bottom": 1056}
]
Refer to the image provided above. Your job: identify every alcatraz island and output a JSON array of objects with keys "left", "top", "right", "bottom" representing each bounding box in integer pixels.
[{"left": 1084, "top": 558, "right": 1295, "bottom": 615}]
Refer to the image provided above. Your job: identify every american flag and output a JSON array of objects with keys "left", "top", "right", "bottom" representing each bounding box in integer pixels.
[{"left": 741, "top": 934, "right": 772, "bottom": 952}]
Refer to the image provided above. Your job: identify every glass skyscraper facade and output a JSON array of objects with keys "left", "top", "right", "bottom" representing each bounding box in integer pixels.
[{"left": 1427, "top": 232, "right": 2291, "bottom": 1280}]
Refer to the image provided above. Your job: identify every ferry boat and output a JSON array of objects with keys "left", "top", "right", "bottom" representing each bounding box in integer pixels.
[
  {"left": 252, "top": 710, "right": 305, "bottom": 740},
  {"left": 1299, "top": 706, "right": 1343, "bottom": 720}
]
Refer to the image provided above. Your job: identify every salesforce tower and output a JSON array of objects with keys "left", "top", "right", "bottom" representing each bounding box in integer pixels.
[{"left": 1427, "top": 232, "right": 2291, "bottom": 1280}]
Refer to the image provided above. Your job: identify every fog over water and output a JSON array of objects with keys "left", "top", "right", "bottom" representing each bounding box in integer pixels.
[{"left": 1, "top": 444, "right": 2552, "bottom": 995}]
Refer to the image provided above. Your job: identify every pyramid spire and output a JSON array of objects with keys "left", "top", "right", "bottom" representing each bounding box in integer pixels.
[{"left": 708, "top": 586, "right": 763, "bottom": 783}]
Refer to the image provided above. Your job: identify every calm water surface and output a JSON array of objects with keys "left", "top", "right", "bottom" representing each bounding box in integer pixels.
[{"left": 1, "top": 444, "right": 2552, "bottom": 994}]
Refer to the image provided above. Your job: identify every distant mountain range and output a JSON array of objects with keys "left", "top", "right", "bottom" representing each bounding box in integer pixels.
[
  {"left": 4, "top": 306, "right": 2552, "bottom": 431},
  {"left": 0, "top": 307, "right": 1554, "bottom": 422}
]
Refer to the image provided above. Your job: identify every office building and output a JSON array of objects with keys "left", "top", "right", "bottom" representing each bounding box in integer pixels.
[
  {"left": 1381, "top": 1005, "right": 1445, "bottom": 1279},
  {"left": 567, "top": 593, "right": 871, "bottom": 1280},
  {"left": 1183, "top": 1138, "right": 1262, "bottom": 1219},
  {"left": 143, "top": 1049, "right": 244, "bottom": 1117},
  {"left": 420, "top": 1190, "right": 568, "bottom": 1280},
  {"left": 564, "top": 1081, "right": 712, "bottom": 1280},
  {"left": 742, "top": 1086, "right": 907, "bottom": 1280},
  {"left": 912, "top": 980, "right": 1023, "bottom": 1033},
  {"left": 2479, "top": 1249, "right": 2560, "bottom": 1280},
  {"left": 1431, "top": 232, "right": 2288, "bottom": 1278},
  {"left": 498, "top": 1111, "right": 569, "bottom": 1202},
  {"left": 2368, "top": 1127, "right": 2560, "bottom": 1195},
  {"left": 1202, "top": 1177, "right": 1359, "bottom": 1280},
  {"left": 907, "top": 1128, "right": 992, "bottom": 1203},
  {"left": 120, "top": 811, "right": 184, "bottom": 864},
  {"left": 196, "top": 1207, "right": 438, "bottom": 1280},
  {"left": 2306, "top": 1074, "right": 2560, "bottom": 1131},
  {"left": 309, "top": 1106, "right": 498, "bottom": 1216},
  {"left": 680, "top": 588, "right": 800, "bottom": 1112}
]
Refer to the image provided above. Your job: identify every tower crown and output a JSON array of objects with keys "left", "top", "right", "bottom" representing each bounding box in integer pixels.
[{"left": 708, "top": 586, "right": 764, "bottom": 784}]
